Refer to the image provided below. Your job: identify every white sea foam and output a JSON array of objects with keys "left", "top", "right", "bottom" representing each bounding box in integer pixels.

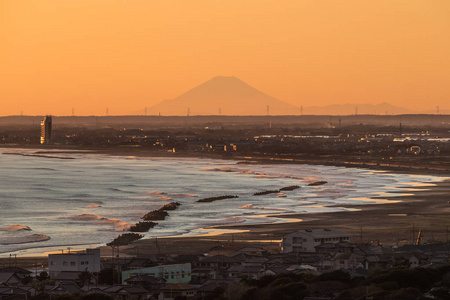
[{"left": 172, "top": 194, "right": 197, "bottom": 198}]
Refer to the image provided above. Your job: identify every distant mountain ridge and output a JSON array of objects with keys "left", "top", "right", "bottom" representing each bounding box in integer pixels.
[
  {"left": 150, "top": 76, "right": 300, "bottom": 116},
  {"left": 148, "top": 76, "right": 423, "bottom": 116},
  {"left": 304, "top": 103, "right": 416, "bottom": 115}
]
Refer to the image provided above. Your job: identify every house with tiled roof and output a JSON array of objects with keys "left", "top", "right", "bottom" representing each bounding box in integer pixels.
[
  {"left": 158, "top": 283, "right": 196, "bottom": 300},
  {"left": 0, "top": 272, "right": 22, "bottom": 286}
]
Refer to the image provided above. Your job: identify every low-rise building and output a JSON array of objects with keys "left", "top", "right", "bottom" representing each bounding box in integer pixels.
[
  {"left": 158, "top": 283, "right": 196, "bottom": 300},
  {"left": 281, "top": 229, "right": 351, "bottom": 253},
  {"left": 48, "top": 248, "right": 101, "bottom": 277},
  {"left": 121, "top": 263, "right": 191, "bottom": 285}
]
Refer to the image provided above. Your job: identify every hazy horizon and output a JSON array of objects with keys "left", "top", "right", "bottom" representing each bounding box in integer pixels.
[{"left": 1, "top": 1, "right": 449, "bottom": 116}]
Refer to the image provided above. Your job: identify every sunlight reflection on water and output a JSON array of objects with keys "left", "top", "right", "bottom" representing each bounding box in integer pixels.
[{"left": 0, "top": 148, "right": 447, "bottom": 256}]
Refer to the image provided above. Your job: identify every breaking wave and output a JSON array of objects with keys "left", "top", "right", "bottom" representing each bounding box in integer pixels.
[
  {"left": 172, "top": 193, "right": 197, "bottom": 198},
  {"left": 0, "top": 234, "right": 50, "bottom": 245},
  {"left": 0, "top": 225, "right": 32, "bottom": 232},
  {"left": 85, "top": 204, "right": 102, "bottom": 209},
  {"left": 64, "top": 214, "right": 131, "bottom": 231},
  {"left": 149, "top": 191, "right": 166, "bottom": 195},
  {"left": 240, "top": 204, "right": 290, "bottom": 212}
]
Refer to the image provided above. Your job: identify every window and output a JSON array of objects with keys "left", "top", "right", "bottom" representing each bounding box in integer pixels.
[
  {"left": 81, "top": 262, "right": 84, "bottom": 265},
  {"left": 85, "top": 261, "right": 89, "bottom": 265},
  {"left": 63, "top": 261, "right": 68, "bottom": 266},
  {"left": 70, "top": 262, "right": 75, "bottom": 266},
  {"left": 51, "top": 261, "right": 56, "bottom": 265}
]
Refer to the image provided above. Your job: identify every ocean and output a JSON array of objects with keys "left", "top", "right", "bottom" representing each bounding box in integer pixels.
[{"left": 0, "top": 148, "right": 445, "bottom": 256}]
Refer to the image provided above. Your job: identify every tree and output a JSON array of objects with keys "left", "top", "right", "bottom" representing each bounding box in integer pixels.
[
  {"left": 98, "top": 268, "right": 115, "bottom": 285},
  {"left": 78, "top": 269, "right": 93, "bottom": 288},
  {"left": 36, "top": 271, "right": 49, "bottom": 281}
]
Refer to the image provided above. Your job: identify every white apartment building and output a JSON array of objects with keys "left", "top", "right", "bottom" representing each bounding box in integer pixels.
[
  {"left": 48, "top": 248, "right": 101, "bottom": 277},
  {"left": 281, "top": 229, "right": 351, "bottom": 253}
]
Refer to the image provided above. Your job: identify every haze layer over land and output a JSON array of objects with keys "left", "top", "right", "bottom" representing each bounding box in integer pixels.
[{"left": 1, "top": 1, "right": 449, "bottom": 116}]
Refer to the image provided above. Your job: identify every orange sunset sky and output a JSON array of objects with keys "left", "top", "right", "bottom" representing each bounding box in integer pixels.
[{"left": 1, "top": 1, "right": 449, "bottom": 116}]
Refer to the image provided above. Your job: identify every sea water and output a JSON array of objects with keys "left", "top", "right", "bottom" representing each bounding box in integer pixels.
[{"left": 0, "top": 148, "right": 445, "bottom": 256}]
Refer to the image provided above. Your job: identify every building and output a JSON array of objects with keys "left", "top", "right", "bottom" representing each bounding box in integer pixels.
[
  {"left": 158, "top": 283, "right": 196, "bottom": 300},
  {"left": 48, "top": 248, "right": 101, "bottom": 277},
  {"left": 281, "top": 229, "right": 351, "bottom": 253},
  {"left": 40, "top": 115, "right": 52, "bottom": 144},
  {"left": 121, "top": 263, "right": 191, "bottom": 285}
]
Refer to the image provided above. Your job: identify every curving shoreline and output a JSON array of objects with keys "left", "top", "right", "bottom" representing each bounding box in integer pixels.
[
  {"left": 1, "top": 146, "right": 448, "bottom": 256},
  {"left": 2, "top": 145, "right": 449, "bottom": 176}
]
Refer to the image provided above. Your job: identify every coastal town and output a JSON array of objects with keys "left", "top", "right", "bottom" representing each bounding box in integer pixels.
[{"left": 1, "top": 228, "right": 450, "bottom": 299}]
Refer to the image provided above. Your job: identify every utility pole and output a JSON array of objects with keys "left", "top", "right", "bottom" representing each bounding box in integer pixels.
[
  {"left": 446, "top": 226, "right": 448, "bottom": 243},
  {"left": 35, "top": 259, "right": 38, "bottom": 278},
  {"left": 266, "top": 105, "right": 270, "bottom": 116},
  {"left": 360, "top": 226, "right": 363, "bottom": 244}
]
